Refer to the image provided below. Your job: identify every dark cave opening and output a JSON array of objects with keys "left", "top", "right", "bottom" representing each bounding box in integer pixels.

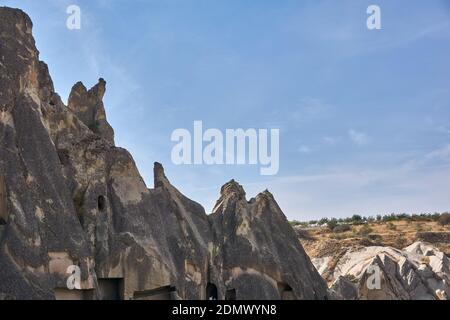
[
  {"left": 206, "top": 282, "right": 218, "bottom": 300},
  {"left": 97, "top": 195, "right": 106, "bottom": 211},
  {"left": 98, "top": 278, "right": 124, "bottom": 300}
]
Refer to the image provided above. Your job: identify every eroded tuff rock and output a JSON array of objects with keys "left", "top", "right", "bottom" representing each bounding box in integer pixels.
[
  {"left": 209, "top": 181, "right": 329, "bottom": 299},
  {"left": 312, "top": 242, "right": 450, "bottom": 300},
  {"left": 68, "top": 79, "right": 114, "bottom": 145},
  {"left": 0, "top": 7, "right": 328, "bottom": 300}
]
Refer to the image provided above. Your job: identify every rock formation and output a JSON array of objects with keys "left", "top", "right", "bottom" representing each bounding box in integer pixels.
[
  {"left": 209, "top": 181, "right": 329, "bottom": 299},
  {"left": 0, "top": 7, "right": 328, "bottom": 300},
  {"left": 312, "top": 242, "right": 450, "bottom": 300},
  {"left": 68, "top": 79, "right": 114, "bottom": 145}
]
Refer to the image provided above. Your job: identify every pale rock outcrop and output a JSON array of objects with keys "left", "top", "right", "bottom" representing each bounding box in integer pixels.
[{"left": 313, "top": 242, "right": 450, "bottom": 300}]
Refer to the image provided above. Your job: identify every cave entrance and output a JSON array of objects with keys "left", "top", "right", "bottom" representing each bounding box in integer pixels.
[
  {"left": 0, "top": 174, "right": 7, "bottom": 225},
  {"left": 225, "top": 289, "right": 236, "bottom": 300},
  {"left": 278, "top": 282, "right": 295, "bottom": 300},
  {"left": 133, "top": 285, "right": 177, "bottom": 300},
  {"left": 206, "top": 283, "right": 218, "bottom": 300},
  {"left": 98, "top": 278, "right": 123, "bottom": 300},
  {"left": 97, "top": 195, "right": 106, "bottom": 211}
]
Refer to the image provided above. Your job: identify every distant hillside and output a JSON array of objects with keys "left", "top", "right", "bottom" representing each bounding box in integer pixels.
[
  {"left": 292, "top": 214, "right": 450, "bottom": 300},
  {"left": 292, "top": 214, "right": 450, "bottom": 258}
]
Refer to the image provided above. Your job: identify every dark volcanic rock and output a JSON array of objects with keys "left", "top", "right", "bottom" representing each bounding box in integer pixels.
[
  {"left": 0, "top": 7, "right": 93, "bottom": 299},
  {"left": 0, "top": 6, "right": 328, "bottom": 300},
  {"left": 68, "top": 79, "right": 115, "bottom": 145},
  {"left": 209, "top": 180, "right": 329, "bottom": 299}
]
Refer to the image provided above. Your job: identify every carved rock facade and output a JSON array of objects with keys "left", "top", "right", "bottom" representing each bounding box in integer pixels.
[{"left": 0, "top": 7, "right": 328, "bottom": 300}]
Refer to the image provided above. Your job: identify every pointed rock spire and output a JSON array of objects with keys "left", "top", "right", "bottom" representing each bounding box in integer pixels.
[
  {"left": 154, "top": 162, "right": 169, "bottom": 188},
  {"left": 212, "top": 179, "right": 246, "bottom": 214},
  {"left": 68, "top": 78, "right": 115, "bottom": 145}
]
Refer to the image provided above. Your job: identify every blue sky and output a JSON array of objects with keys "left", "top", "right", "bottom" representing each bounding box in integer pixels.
[{"left": 3, "top": 0, "right": 450, "bottom": 220}]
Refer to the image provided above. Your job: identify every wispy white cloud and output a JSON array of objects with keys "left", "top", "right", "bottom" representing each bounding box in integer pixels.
[
  {"left": 437, "top": 125, "right": 450, "bottom": 135},
  {"left": 242, "top": 162, "right": 450, "bottom": 221},
  {"left": 348, "top": 129, "right": 369, "bottom": 146},
  {"left": 292, "top": 98, "right": 332, "bottom": 123},
  {"left": 323, "top": 136, "right": 342, "bottom": 146},
  {"left": 403, "top": 144, "right": 450, "bottom": 171},
  {"left": 298, "top": 145, "right": 312, "bottom": 154},
  {"left": 425, "top": 144, "right": 450, "bottom": 161}
]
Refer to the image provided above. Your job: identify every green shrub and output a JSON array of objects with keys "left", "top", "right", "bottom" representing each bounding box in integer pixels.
[
  {"left": 330, "top": 233, "right": 352, "bottom": 240},
  {"left": 394, "top": 237, "right": 407, "bottom": 248},
  {"left": 438, "top": 213, "right": 450, "bottom": 226},
  {"left": 383, "top": 213, "right": 398, "bottom": 222},
  {"left": 327, "top": 218, "right": 338, "bottom": 230},
  {"left": 387, "top": 222, "right": 397, "bottom": 231},
  {"left": 333, "top": 224, "right": 352, "bottom": 233},
  {"left": 290, "top": 220, "right": 301, "bottom": 227},
  {"left": 357, "top": 225, "right": 373, "bottom": 237}
]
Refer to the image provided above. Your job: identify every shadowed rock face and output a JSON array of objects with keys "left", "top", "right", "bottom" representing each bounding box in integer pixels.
[
  {"left": 209, "top": 181, "right": 330, "bottom": 299},
  {"left": 0, "top": 7, "right": 328, "bottom": 300}
]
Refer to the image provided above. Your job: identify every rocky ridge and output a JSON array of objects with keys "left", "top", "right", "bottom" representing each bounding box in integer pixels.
[{"left": 0, "top": 7, "right": 328, "bottom": 300}]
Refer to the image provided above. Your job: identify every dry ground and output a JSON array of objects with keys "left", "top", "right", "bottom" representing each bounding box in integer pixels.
[{"left": 296, "top": 220, "right": 450, "bottom": 259}]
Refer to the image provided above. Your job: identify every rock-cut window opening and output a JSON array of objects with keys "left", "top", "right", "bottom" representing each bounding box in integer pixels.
[
  {"left": 206, "top": 283, "right": 218, "bottom": 300},
  {"left": 97, "top": 195, "right": 106, "bottom": 211},
  {"left": 98, "top": 278, "right": 123, "bottom": 300}
]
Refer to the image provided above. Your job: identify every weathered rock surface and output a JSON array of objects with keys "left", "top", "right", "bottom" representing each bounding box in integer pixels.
[
  {"left": 312, "top": 242, "right": 450, "bottom": 300},
  {"left": 209, "top": 181, "right": 330, "bottom": 299},
  {"left": 0, "top": 7, "right": 328, "bottom": 300},
  {"left": 68, "top": 79, "right": 114, "bottom": 145}
]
